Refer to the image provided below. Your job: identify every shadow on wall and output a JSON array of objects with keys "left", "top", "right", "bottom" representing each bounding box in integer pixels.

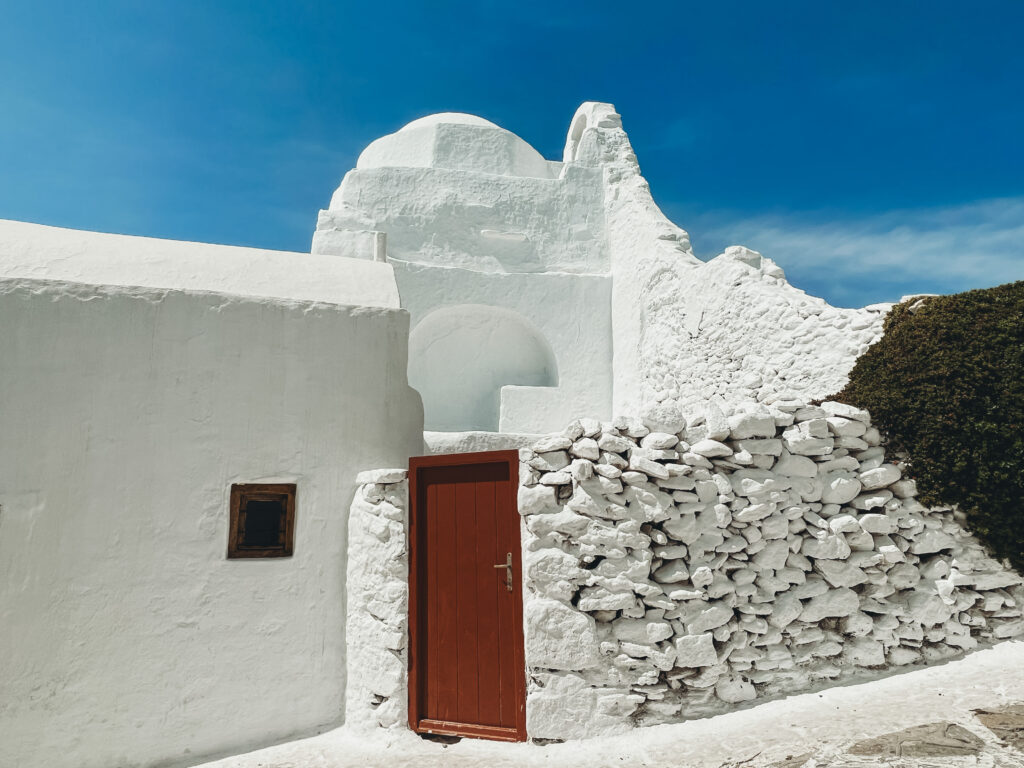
[{"left": 408, "top": 304, "right": 558, "bottom": 432}]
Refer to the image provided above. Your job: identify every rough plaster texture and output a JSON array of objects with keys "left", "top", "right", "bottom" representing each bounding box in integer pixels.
[
  {"left": 312, "top": 102, "right": 889, "bottom": 434},
  {"left": 424, "top": 431, "right": 542, "bottom": 456},
  {"left": 346, "top": 470, "right": 410, "bottom": 731},
  {"left": 0, "top": 217, "right": 400, "bottom": 309},
  {"left": 345, "top": 402, "right": 1024, "bottom": 744},
  {"left": 0, "top": 278, "right": 423, "bottom": 768},
  {"left": 396, "top": 262, "right": 612, "bottom": 433},
  {"left": 313, "top": 110, "right": 616, "bottom": 433},
  {"left": 516, "top": 402, "right": 1024, "bottom": 739},
  {"left": 638, "top": 248, "right": 890, "bottom": 412}
]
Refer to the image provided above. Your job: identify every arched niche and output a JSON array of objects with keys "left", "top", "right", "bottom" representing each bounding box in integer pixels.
[
  {"left": 563, "top": 111, "right": 589, "bottom": 163},
  {"left": 408, "top": 305, "right": 558, "bottom": 432}
]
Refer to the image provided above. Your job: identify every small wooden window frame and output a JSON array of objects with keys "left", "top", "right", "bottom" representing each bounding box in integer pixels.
[{"left": 228, "top": 483, "right": 296, "bottom": 559}]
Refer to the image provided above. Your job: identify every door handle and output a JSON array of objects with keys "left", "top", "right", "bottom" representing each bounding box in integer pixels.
[{"left": 493, "top": 552, "right": 513, "bottom": 592}]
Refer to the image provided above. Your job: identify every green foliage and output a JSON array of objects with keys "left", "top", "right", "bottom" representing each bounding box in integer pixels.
[{"left": 833, "top": 281, "right": 1024, "bottom": 570}]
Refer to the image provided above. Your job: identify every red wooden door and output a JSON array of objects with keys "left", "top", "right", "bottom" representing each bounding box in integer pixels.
[{"left": 408, "top": 450, "right": 526, "bottom": 742}]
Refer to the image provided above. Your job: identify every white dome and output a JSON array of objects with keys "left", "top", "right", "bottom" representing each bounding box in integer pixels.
[
  {"left": 356, "top": 112, "right": 554, "bottom": 179},
  {"left": 399, "top": 113, "right": 501, "bottom": 132}
]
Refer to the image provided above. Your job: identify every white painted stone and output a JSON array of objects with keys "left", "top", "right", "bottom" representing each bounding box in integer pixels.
[
  {"left": 909, "top": 529, "right": 957, "bottom": 555},
  {"left": 890, "top": 478, "right": 918, "bottom": 498},
  {"left": 691, "top": 439, "right": 733, "bottom": 458},
  {"left": 859, "top": 513, "right": 896, "bottom": 534},
  {"left": 613, "top": 617, "right": 674, "bottom": 645},
  {"left": 844, "top": 637, "right": 885, "bottom": 666},
  {"left": 526, "top": 672, "right": 639, "bottom": 740},
  {"left": 691, "top": 566, "right": 714, "bottom": 590},
  {"left": 752, "top": 540, "right": 790, "bottom": 571},
  {"left": 355, "top": 468, "right": 408, "bottom": 484},
  {"left": 642, "top": 432, "right": 680, "bottom": 450},
  {"left": 534, "top": 435, "right": 573, "bottom": 453},
  {"left": 642, "top": 406, "right": 687, "bottom": 435},
  {"left": 768, "top": 593, "right": 803, "bottom": 629},
  {"left": 859, "top": 464, "right": 902, "bottom": 490},
  {"left": 540, "top": 470, "right": 573, "bottom": 486},
  {"left": 820, "top": 402, "right": 870, "bottom": 423},
  {"left": 674, "top": 633, "right": 718, "bottom": 667},
  {"left": 814, "top": 560, "right": 868, "bottom": 588},
  {"left": 821, "top": 471, "right": 863, "bottom": 504},
  {"left": 715, "top": 675, "right": 756, "bottom": 703},
  {"left": 900, "top": 592, "right": 954, "bottom": 626},
  {"left": 519, "top": 484, "right": 559, "bottom": 516},
  {"left": 572, "top": 438, "right": 601, "bottom": 460},
  {"left": 526, "top": 548, "right": 583, "bottom": 602},
  {"left": 684, "top": 601, "right": 734, "bottom": 634},
  {"left": 801, "top": 533, "right": 852, "bottom": 560},
  {"left": 774, "top": 451, "right": 818, "bottom": 478},
  {"left": 526, "top": 598, "right": 601, "bottom": 670},
  {"left": 826, "top": 416, "right": 867, "bottom": 437},
  {"left": 728, "top": 410, "right": 777, "bottom": 440},
  {"left": 799, "top": 588, "right": 860, "bottom": 622}
]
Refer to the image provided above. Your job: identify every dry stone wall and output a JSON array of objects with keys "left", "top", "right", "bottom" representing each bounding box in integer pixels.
[{"left": 519, "top": 400, "right": 1024, "bottom": 740}]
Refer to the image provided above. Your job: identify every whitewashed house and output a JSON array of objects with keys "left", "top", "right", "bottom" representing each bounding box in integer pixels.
[{"left": 2, "top": 103, "right": 1021, "bottom": 768}]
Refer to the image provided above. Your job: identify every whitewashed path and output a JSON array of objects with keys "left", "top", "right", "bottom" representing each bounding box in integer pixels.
[{"left": 198, "top": 641, "right": 1024, "bottom": 768}]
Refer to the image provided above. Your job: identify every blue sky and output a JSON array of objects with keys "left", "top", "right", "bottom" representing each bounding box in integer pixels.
[{"left": 1, "top": 1, "right": 1022, "bottom": 306}]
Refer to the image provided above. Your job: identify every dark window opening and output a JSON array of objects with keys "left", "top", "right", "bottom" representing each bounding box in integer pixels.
[{"left": 228, "top": 483, "right": 296, "bottom": 558}]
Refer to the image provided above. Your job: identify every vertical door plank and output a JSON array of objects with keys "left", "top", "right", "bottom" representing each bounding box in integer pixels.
[
  {"left": 455, "top": 476, "right": 480, "bottom": 724},
  {"left": 475, "top": 477, "right": 501, "bottom": 726},
  {"left": 495, "top": 463, "right": 517, "bottom": 729},
  {"left": 426, "top": 480, "right": 439, "bottom": 719},
  {"left": 434, "top": 477, "right": 459, "bottom": 722}
]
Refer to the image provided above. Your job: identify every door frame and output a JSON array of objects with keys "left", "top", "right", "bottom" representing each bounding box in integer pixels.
[{"left": 407, "top": 450, "right": 527, "bottom": 742}]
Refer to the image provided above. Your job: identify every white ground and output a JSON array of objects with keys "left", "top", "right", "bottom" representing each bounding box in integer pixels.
[{"left": 198, "top": 640, "right": 1024, "bottom": 768}]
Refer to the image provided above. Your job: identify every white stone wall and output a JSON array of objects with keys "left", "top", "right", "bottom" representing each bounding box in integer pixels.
[
  {"left": 346, "top": 469, "right": 410, "bottom": 731},
  {"left": 0, "top": 217, "right": 401, "bottom": 308},
  {"left": 345, "top": 399, "right": 1024, "bottom": 744},
  {"left": 0, "top": 278, "right": 423, "bottom": 768},
  {"left": 518, "top": 401, "right": 1024, "bottom": 739},
  {"left": 310, "top": 103, "right": 895, "bottom": 432},
  {"left": 314, "top": 112, "right": 617, "bottom": 433},
  {"left": 637, "top": 247, "right": 890, "bottom": 414}
]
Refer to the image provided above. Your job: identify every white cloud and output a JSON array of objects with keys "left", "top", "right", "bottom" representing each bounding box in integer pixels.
[{"left": 684, "top": 197, "right": 1024, "bottom": 307}]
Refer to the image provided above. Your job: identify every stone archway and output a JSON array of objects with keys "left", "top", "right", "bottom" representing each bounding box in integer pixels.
[{"left": 408, "top": 304, "right": 558, "bottom": 432}]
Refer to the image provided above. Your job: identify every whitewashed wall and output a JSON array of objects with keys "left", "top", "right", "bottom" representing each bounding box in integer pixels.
[
  {"left": 345, "top": 469, "right": 410, "bottom": 731},
  {"left": 311, "top": 104, "right": 896, "bottom": 432},
  {"left": 396, "top": 262, "right": 613, "bottom": 433},
  {"left": 312, "top": 112, "right": 616, "bottom": 434},
  {"left": 519, "top": 402, "right": 1024, "bottom": 739},
  {"left": 343, "top": 401, "right": 1024, "bottom": 744},
  {"left": 0, "top": 276, "right": 423, "bottom": 768}
]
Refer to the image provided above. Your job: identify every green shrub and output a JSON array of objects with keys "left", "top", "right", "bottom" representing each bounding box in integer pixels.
[{"left": 832, "top": 281, "right": 1024, "bottom": 570}]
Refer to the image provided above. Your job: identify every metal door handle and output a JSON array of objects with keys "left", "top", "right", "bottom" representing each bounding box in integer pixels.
[{"left": 493, "top": 552, "right": 513, "bottom": 592}]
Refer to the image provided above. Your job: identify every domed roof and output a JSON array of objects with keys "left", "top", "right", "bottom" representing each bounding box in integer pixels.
[
  {"left": 356, "top": 112, "right": 554, "bottom": 179},
  {"left": 398, "top": 113, "right": 501, "bottom": 132}
]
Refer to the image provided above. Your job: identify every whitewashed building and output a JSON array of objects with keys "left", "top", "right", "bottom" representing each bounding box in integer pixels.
[{"left": 1, "top": 103, "right": 1020, "bottom": 768}]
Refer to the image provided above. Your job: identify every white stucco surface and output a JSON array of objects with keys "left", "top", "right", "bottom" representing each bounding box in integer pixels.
[
  {"left": 0, "top": 278, "right": 423, "bottom": 768},
  {"left": 516, "top": 404, "right": 1024, "bottom": 739},
  {"left": 313, "top": 110, "right": 617, "bottom": 433},
  {"left": 312, "top": 103, "right": 893, "bottom": 431},
  {"left": 346, "top": 471, "right": 410, "bottom": 731},
  {"left": 424, "top": 431, "right": 542, "bottom": 455},
  {"left": 0, "top": 218, "right": 401, "bottom": 308},
  {"left": 395, "top": 261, "right": 612, "bottom": 433},
  {"left": 357, "top": 113, "right": 555, "bottom": 179}
]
